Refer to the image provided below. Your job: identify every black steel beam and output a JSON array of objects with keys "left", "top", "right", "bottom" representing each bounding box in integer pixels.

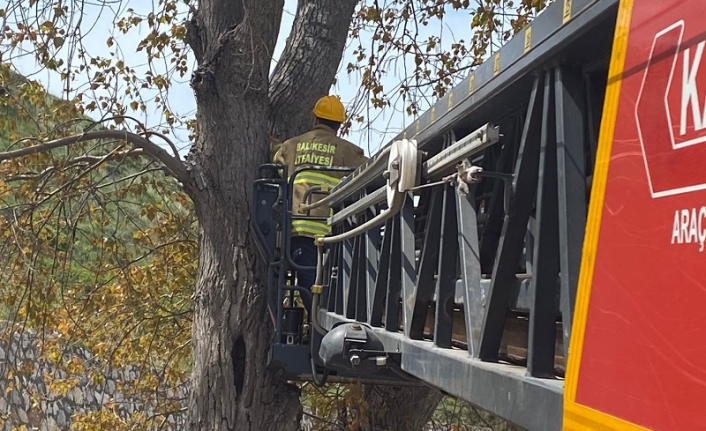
[
  {"left": 319, "top": 311, "right": 563, "bottom": 431},
  {"left": 351, "top": 232, "right": 367, "bottom": 321},
  {"left": 370, "top": 218, "right": 392, "bottom": 326},
  {"left": 321, "top": 244, "right": 332, "bottom": 311},
  {"left": 554, "top": 65, "right": 588, "bottom": 359},
  {"left": 527, "top": 70, "right": 560, "bottom": 378},
  {"left": 434, "top": 184, "right": 459, "bottom": 348},
  {"left": 346, "top": 233, "right": 360, "bottom": 319},
  {"left": 335, "top": 237, "right": 344, "bottom": 314},
  {"left": 584, "top": 73, "right": 599, "bottom": 173},
  {"left": 363, "top": 209, "right": 380, "bottom": 323},
  {"left": 323, "top": 238, "right": 337, "bottom": 312},
  {"left": 410, "top": 188, "right": 443, "bottom": 339},
  {"left": 341, "top": 234, "right": 355, "bottom": 318},
  {"left": 456, "top": 180, "right": 484, "bottom": 356},
  {"left": 385, "top": 215, "right": 402, "bottom": 332},
  {"left": 479, "top": 116, "right": 522, "bottom": 273},
  {"left": 400, "top": 194, "right": 418, "bottom": 336},
  {"left": 478, "top": 75, "right": 543, "bottom": 361}
]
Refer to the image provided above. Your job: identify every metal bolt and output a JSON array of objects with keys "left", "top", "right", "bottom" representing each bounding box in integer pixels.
[
  {"left": 350, "top": 355, "right": 361, "bottom": 366},
  {"left": 351, "top": 323, "right": 362, "bottom": 331},
  {"left": 391, "top": 160, "right": 400, "bottom": 170},
  {"left": 382, "top": 170, "right": 390, "bottom": 179}
]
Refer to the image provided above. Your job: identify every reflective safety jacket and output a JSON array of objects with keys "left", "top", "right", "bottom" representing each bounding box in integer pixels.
[{"left": 273, "top": 124, "right": 368, "bottom": 238}]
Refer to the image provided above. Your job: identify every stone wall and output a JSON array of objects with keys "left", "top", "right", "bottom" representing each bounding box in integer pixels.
[{"left": 0, "top": 329, "right": 188, "bottom": 431}]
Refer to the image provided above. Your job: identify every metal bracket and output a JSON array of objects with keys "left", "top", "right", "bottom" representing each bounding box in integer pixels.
[{"left": 453, "top": 160, "right": 514, "bottom": 214}]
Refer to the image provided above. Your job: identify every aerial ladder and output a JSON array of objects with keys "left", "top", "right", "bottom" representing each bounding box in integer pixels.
[{"left": 253, "top": 0, "right": 706, "bottom": 430}]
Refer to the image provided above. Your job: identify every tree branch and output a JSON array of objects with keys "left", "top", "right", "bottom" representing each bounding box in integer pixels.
[
  {"left": 186, "top": 0, "right": 247, "bottom": 66},
  {"left": 95, "top": 167, "right": 165, "bottom": 190},
  {"left": 268, "top": 0, "right": 359, "bottom": 141},
  {"left": 0, "top": 130, "right": 189, "bottom": 184},
  {"left": 142, "top": 131, "right": 181, "bottom": 160},
  {"left": 6, "top": 148, "right": 148, "bottom": 184},
  {"left": 22, "top": 144, "right": 126, "bottom": 210}
]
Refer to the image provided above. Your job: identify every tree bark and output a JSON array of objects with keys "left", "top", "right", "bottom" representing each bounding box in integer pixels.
[
  {"left": 184, "top": 0, "right": 442, "bottom": 430},
  {"left": 185, "top": 1, "right": 300, "bottom": 430},
  {"left": 360, "top": 385, "right": 443, "bottom": 431},
  {"left": 332, "top": 383, "right": 442, "bottom": 431},
  {"left": 268, "top": 0, "right": 359, "bottom": 141}
]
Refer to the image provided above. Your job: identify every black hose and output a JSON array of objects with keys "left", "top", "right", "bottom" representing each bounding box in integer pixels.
[{"left": 310, "top": 352, "right": 329, "bottom": 387}]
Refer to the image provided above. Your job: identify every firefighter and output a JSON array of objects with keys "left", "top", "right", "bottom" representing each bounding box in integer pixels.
[{"left": 273, "top": 95, "right": 368, "bottom": 310}]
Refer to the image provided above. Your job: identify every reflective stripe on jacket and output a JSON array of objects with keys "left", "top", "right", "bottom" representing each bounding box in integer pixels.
[{"left": 273, "top": 124, "right": 368, "bottom": 238}]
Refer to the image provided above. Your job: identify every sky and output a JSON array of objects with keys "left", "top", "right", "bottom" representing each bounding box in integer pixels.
[{"left": 8, "top": 1, "right": 489, "bottom": 157}]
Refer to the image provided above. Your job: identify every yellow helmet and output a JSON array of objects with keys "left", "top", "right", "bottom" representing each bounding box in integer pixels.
[{"left": 313, "top": 95, "right": 346, "bottom": 123}]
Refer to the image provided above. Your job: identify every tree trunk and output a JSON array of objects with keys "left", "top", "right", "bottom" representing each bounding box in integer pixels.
[
  {"left": 184, "top": 1, "right": 443, "bottom": 430},
  {"left": 361, "top": 385, "right": 442, "bottom": 430},
  {"left": 185, "top": 2, "right": 300, "bottom": 430},
  {"left": 187, "top": 206, "right": 301, "bottom": 431}
]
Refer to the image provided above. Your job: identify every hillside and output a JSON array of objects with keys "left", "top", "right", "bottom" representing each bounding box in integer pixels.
[
  {"left": 0, "top": 68, "right": 197, "bottom": 430},
  {"left": 0, "top": 66, "right": 194, "bottom": 281}
]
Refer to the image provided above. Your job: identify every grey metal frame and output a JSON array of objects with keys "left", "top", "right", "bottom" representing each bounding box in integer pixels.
[
  {"left": 253, "top": 0, "right": 620, "bottom": 430},
  {"left": 311, "top": 1, "right": 619, "bottom": 430}
]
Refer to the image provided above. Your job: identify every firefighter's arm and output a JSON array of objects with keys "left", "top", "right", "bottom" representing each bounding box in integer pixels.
[
  {"left": 272, "top": 142, "right": 287, "bottom": 178},
  {"left": 272, "top": 145, "right": 284, "bottom": 164}
]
